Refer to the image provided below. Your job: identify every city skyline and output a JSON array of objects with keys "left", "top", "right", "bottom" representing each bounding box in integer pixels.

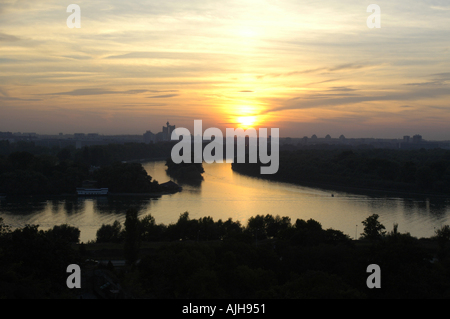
[
  {"left": 1, "top": 1, "right": 450, "bottom": 139},
  {"left": 0, "top": 126, "right": 436, "bottom": 142}
]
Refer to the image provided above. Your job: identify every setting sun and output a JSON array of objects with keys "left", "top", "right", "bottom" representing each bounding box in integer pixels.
[{"left": 238, "top": 116, "right": 257, "bottom": 128}]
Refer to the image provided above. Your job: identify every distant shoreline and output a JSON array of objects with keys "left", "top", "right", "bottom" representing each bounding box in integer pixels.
[
  {"left": 1, "top": 190, "right": 180, "bottom": 199},
  {"left": 232, "top": 169, "right": 450, "bottom": 199},
  {"left": 0, "top": 159, "right": 181, "bottom": 199}
]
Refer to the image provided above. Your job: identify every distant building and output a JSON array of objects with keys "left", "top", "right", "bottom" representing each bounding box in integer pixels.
[
  {"left": 156, "top": 132, "right": 165, "bottom": 142},
  {"left": 325, "top": 134, "right": 331, "bottom": 140},
  {"left": 0, "top": 132, "right": 13, "bottom": 139},
  {"left": 403, "top": 136, "right": 411, "bottom": 143},
  {"left": 143, "top": 121, "right": 176, "bottom": 143},
  {"left": 143, "top": 130, "right": 156, "bottom": 144},
  {"left": 413, "top": 134, "right": 422, "bottom": 143},
  {"left": 162, "top": 121, "right": 175, "bottom": 141}
]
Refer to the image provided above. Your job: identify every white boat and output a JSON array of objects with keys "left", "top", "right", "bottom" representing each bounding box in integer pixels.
[{"left": 76, "top": 188, "right": 109, "bottom": 196}]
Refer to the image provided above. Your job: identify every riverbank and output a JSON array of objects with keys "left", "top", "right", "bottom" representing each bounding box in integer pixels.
[
  {"left": 233, "top": 148, "right": 450, "bottom": 199},
  {"left": 232, "top": 170, "right": 450, "bottom": 199},
  {"left": 0, "top": 188, "right": 181, "bottom": 200}
]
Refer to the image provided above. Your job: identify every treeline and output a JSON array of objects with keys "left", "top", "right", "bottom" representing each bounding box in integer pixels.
[
  {"left": 232, "top": 148, "right": 450, "bottom": 194},
  {"left": 0, "top": 151, "right": 161, "bottom": 196},
  {"left": 165, "top": 157, "right": 205, "bottom": 183},
  {"left": 0, "top": 151, "right": 89, "bottom": 195},
  {"left": 0, "top": 219, "right": 82, "bottom": 298},
  {"left": 0, "top": 140, "right": 175, "bottom": 166},
  {"left": 93, "top": 211, "right": 450, "bottom": 299},
  {"left": 1, "top": 213, "right": 450, "bottom": 298},
  {"left": 93, "top": 162, "right": 162, "bottom": 193},
  {"left": 97, "top": 212, "right": 298, "bottom": 244}
]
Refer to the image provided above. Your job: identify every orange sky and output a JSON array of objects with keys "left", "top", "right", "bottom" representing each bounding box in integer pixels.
[{"left": 1, "top": 0, "right": 450, "bottom": 139}]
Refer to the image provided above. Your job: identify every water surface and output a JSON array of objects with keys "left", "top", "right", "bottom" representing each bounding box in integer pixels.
[{"left": 1, "top": 161, "right": 449, "bottom": 243}]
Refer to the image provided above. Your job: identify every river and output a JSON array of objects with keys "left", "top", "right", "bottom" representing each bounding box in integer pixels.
[{"left": 1, "top": 161, "right": 449, "bottom": 243}]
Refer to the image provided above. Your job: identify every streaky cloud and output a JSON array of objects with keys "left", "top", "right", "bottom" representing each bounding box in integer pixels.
[
  {"left": 43, "top": 88, "right": 153, "bottom": 96},
  {"left": 259, "top": 87, "right": 450, "bottom": 116},
  {"left": 257, "top": 63, "right": 371, "bottom": 79},
  {"left": 147, "top": 94, "right": 179, "bottom": 99}
]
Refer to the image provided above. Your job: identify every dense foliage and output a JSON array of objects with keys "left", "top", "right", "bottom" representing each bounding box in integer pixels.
[
  {"left": 232, "top": 148, "right": 450, "bottom": 194},
  {"left": 0, "top": 140, "right": 174, "bottom": 166},
  {"left": 1, "top": 213, "right": 450, "bottom": 299},
  {"left": 0, "top": 219, "right": 82, "bottom": 298},
  {"left": 93, "top": 213, "right": 450, "bottom": 299},
  {"left": 0, "top": 143, "right": 164, "bottom": 195},
  {"left": 165, "top": 157, "right": 205, "bottom": 183},
  {"left": 0, "top": 151, "right": 89, "bottom": 195},
  {"left": 93, "top": 162, "right": 162, "bottom": 193}
]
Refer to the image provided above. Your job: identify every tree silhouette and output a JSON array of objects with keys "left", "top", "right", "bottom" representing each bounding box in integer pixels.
[
  {"left": 96, "top": 220, "right": 122, "bottom": 243},
  {"left": 124, "top": 208, "right": 141, "bottom": 265},
  {"left": 434, "top": 225, "right": 450, "bottom": 258},
  {"left": 361, "top": 214, "right": 386, "bottom": 241}
]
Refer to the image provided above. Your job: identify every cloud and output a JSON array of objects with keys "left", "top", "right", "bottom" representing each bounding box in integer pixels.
[
  {"left": 431, "top": 5, "right": 450, "bottom": 10},
  {"left": 44, "top": 88, "right": 153, "bottom": 96},
  {"left": 0, "top": 87, "right": 9, "bottom": 97},
  {"left": 147, "top": 90, "right": 178, "bottom": 93},
  {"left": 432, "top": 72, "right": 450, "bottom": 79},
  {"left": 0, "top": 32, "right": 20, "bottom": 42},
  {"left": 0, "top": 87, "right": 41, "bottom": 101},
  {"left": 257, "top": 63, "right": 370, "bottom": 79},
  {"left": 259, "top": 87, "right": 450, "bottom": 116},
  {"left": 405, "top": 81, "right": 444, "bottom": 86},
  {"left": 328, "top": 86, "right": 357, "bottom": 92},
  {"left": 0, "top": 96, "right": 41, "bottom": 101},
  {"left": 0, "top": 58, "right": 19, "bottom": 63},
  {"left": 405, "top": 72, "right": 450, "bottom": 86},
  {"left": 104, "top": 51, "right": 228, "bottom": 61},
  {"left": 147, "top": 94, "right": 179, "bottom": 99}
]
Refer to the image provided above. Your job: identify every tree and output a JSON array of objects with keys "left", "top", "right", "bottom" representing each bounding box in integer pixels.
[
  {"left": 96, "top": 220, "right": 122, "bottom": 243},
  {"left": 57, "top": 148, "right": 72, "bottom": 163},
  {"left": 435, "top": 225, "right": 450, "bottom": 253},
  {"left": 361, "top": 214, "right": 386, "bottom": 241},
  {"left": 46, "top": 224, "right": 80, "bottom": 244},
  {"left": 93, "top": 162, "right": 161, "bottom": 193},
  {"left": 0, "top": 217, "right": 11, "bottom": 237},
  {"left": 124, "top": 208, "right": 141, "bottom": 265},
  {"left": 246, "top": 215, "right": 267, "bottom": 241},
  {"left": 140, "top": 214, "right": 166, "bottom": 242},
  {"left": 165, "top": 157, "right": 205, "bottom": 183}
]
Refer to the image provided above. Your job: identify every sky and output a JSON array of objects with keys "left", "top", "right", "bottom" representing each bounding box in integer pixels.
[{"left": 0, "top": 0, "right": 450, "bottom": 139}]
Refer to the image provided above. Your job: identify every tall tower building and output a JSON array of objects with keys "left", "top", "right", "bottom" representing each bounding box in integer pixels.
[{"left": 162, "top": 121, "right": 176, "bottom": 141}]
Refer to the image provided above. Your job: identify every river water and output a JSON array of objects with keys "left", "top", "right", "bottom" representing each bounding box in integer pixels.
[{"left": 1, "top": 161, "right": 449, "bottom": 243}]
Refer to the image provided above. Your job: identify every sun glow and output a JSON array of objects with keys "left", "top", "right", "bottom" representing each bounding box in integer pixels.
[{"left": 237, "top": 116, "right": 257, "bottom": 128}]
